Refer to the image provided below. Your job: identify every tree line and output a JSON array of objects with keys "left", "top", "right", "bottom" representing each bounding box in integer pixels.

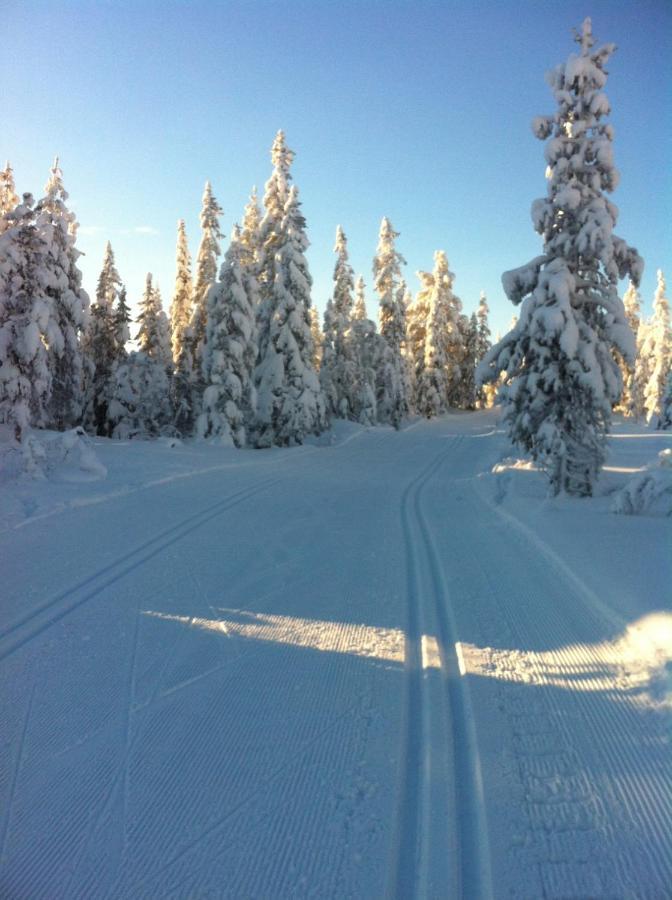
[
  {"left": 1, "top": 18, "right": 670, "bottom": 495},
  {"left": 0, "top": 138, "right": 495, "bottom": 451}
]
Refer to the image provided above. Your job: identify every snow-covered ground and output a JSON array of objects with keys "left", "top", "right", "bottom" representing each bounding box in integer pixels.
[{"left": 1, "top": 411, "right": 670, "bottom": 899}]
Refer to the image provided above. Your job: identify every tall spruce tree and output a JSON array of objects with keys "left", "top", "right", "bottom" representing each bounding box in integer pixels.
[
  {"left": 310, "top": 307, "right": 323, "bottom": 372},
  {"left": 198, "top": 226, "right": 258, "bottom": 446},
  {"left": 320, "top": 226, "right": 358, "bottom": 418},
  {"left": 254, "top": 180, "right": 326, "bottom": 447},
  {"left": 406, "top": 269, "right": 432, "bottom": 411},
  {"left": 415, "top": 252, "right": 460, "bottom": 417},
  {"left": 616, "top": 280, "right": 641, "bottom": 415},
  {"left": 373, "top": 217, "right": 407, "bottom": 427},
  {"left": 137, "top": 274, "right": 172, "bottom": 367},
  {"left": 347, "top": 275, "right": 378, "bottom": 424},
  {"left": 169, "top": 219, "right": 193, "bottom": 365},
  {"left": 659, "top": 369, "right": 672, "bottom": 431},
  {"left": 240, "top": 187, "right": 262, "bottom": 281},
  {"left": 174, "top": 183, "right": 223, "bottom": 435},
  {"left": 190, "top": 181, "right": 224, "bottom": 365},
  {"left": 0, "top": 163, "right": 19, "bottom": 234},
  {"left": 257, "top": 131, "right": 294, "bottom": 362},
  {"left": 82, "top": 241, "right": 125, "bottom": 434},
  {"left": 475, "top": 291, "right": 493, "bottom": 407},
  {"left": 36, "top": 158, "right": 90, "bottom": 429},
  {"left": 643, "top": 269, "right": 671, "bottom": 425},
  {"left": 0, "top": 195, "right": 53, "bottom": 440},
  {"left": 116, "top": 285, "right": 132, "bottom": 350},
  {"left": 477, "top": 19, "right": 643, "bottom": 496}
]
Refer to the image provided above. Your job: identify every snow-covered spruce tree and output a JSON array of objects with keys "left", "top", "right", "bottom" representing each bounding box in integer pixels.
[
  {"left": 173, "top": 183, "right": 223, "bottom": 435},
  {"left": 197, "top": 226, "right": 258, "bottom": 446},
  {"left": 659, "top": 368, "right": 672, "bottom": 431},
  {"left": 462, "top": 313, "right": 479, "bottom": 410},
  {"left": 629, "top": 321, "right": 650, "bottom": 420},
  {"left": 169, "top": 219, "right": 192, "bottom": 365},
  {"left": 310, "top": 307, "right": 323, "bottom": 372},
  {"left": 346, "top": 275, "right": 378, "bottom": 424},
  {"left": 0, "top": 163, "right": 19, "bottom": 234},
  {"left": 106, "top": 351, "right": 173, "bottom": 440},
  {"left": 414, "top": 251, "right": 464, "bottom": 417},
  {"left": 253, "top": 183, "right": 326, "bottom": 447},
  {"left": 614, "top": 279, "right": 641, "bottom": 415},
  {"left": 137, "top": 274, "right": 172, "bottom": 368},
  {"left": 476, "top": 291, "right": 492, "bottom": 361},
  {"left": 82, "top": 241, "right": 126, "bottom": 434},
  {"left": 397, "top": 278, "right": 415, "bottom": 413},
  {"left": 116, "top": 284, "right": 132, "bottom": 353},
  {"left": 475, "top": 291, "right": 494, "bottom": 407},
  {"left": 191, "top": 182, "right": 224, "bottom": 360},
  {"left": 642, "top": 269, "right": 671, "bottom": 426},
  {"left": 36, "top": 158, "right": 90, "bottom": 430},
  {"left": 320, "top": 226, "right": 359, "bottom": 418},
  {"left": 240, "top": 187, "right": 262, "bottom": 280},
  {"left": 257, "top": 131, "right": 294, "bottom": 363},
  {"left": 406, "top": 269, "right": 431, "bottom": 410},
  {"left": 477, "top": 19, "right": 643, "bottom": 496},
  {"left": 0, "top": 195, "right": 53, "bottom": 440},
  {"left": 373, "top": 217, "right": 408, "bottom": 428}
]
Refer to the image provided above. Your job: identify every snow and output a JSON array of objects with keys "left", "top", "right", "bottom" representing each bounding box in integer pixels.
[{"left": 0, "top": 411, "right": 670, "bottom": 898}]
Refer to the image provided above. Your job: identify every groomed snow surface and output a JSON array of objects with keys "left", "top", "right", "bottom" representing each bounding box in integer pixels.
[{"left": 1, "top": 411, "right": 670, "bottom": 899}]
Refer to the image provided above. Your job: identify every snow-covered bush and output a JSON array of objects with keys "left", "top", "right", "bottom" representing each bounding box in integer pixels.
[
  {"left": 106, "top": 352, "right": 174, "bottom": 440},
  {"left": 612, "top": 449, "right": 672, "bottom": 517}
]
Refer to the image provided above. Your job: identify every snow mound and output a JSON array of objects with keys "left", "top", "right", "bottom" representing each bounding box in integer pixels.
[
  {"left": 1, "top": 428, "right": 108, "bottom": 483},
  {"left": 611, "top": 449, "right": 672, "bottom": 516}
]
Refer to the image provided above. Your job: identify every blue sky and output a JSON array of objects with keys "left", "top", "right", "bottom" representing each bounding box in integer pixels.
[{"left": 5, "top": 0, "right": 671, "bottom": 337}]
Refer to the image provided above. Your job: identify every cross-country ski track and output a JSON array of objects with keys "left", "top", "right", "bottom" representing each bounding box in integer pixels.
[{"left": 1, "top": 411, "right": 670, "bottom": 899}]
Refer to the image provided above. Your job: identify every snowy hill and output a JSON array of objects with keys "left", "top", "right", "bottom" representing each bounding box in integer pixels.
[{"left": 1, "top": 411, "right": 670, "bottom": 898}]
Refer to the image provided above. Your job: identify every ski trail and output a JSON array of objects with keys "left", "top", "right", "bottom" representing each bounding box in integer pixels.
[
  {"left": 391, "top": 434, "right": 492, "bottom": 899},
  {"left": 0, "top": 681, "right": 35, "bottom": 867},
  {"left": 416, "top": 458, "right": 493, "bottom": 900},
  {"left": 0, "top": 477, "right": 280, "bottom": 662}
]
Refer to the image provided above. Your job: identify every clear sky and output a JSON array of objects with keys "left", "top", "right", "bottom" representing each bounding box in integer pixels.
[{"left": 5, "top": 0, "right": 671, "bottom": 338}]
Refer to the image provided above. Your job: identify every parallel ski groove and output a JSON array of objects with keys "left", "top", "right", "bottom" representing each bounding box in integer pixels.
[
  {"left": 0, "top": 681, "right": 35, "bottom": 867},
  {"left": 0, "top": 477, "right": 280, "bottom": 662},
  {"left": 392, "top": 436, "right": 469, "bottom": 899},
  {"left": 416, "top": 442, "right": 494, "bottom": 900}
]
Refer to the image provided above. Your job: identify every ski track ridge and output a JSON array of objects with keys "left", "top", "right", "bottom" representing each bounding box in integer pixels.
[
  {"left": 416, "top": 445, "right": 494, "bottom": 900},
  {"left": 0, "top": 476, "right": 281, "bottom": 662},
  {"left": 0, "top": 680, "right": 35, "bottom": 867},
  {"left": 391, "top": 433, "right": 493, "bottom": 900}
]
